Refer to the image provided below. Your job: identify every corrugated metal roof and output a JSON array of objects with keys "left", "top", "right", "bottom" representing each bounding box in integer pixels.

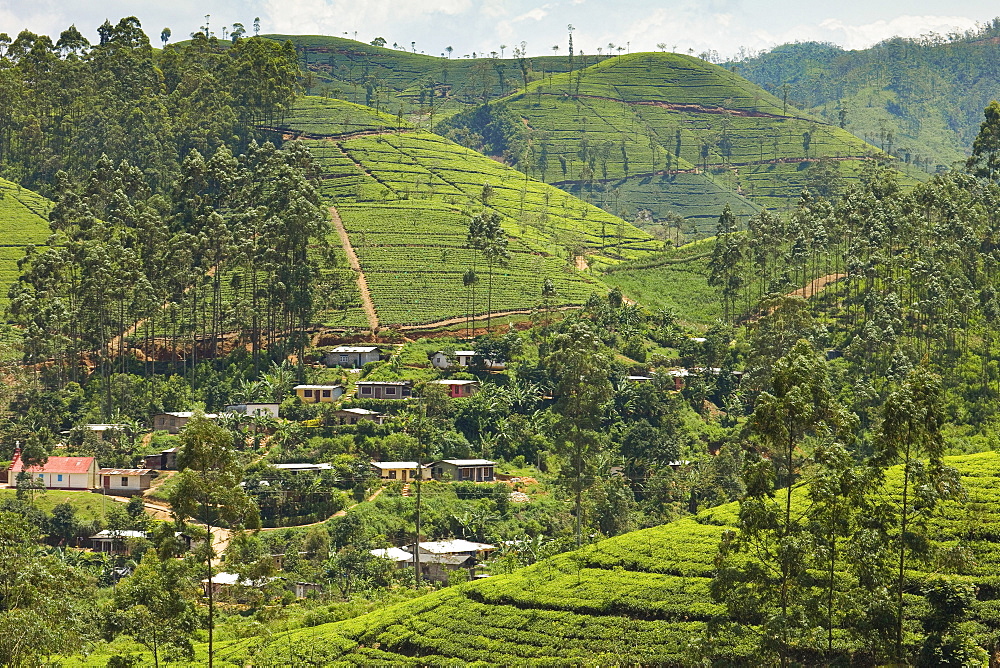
[
  {"left": 12, "top": 456, "right": 95, "bottom": 474},
  {"left": 99, "top": 468, "right": 154, "bottom": 475},
  {"left": 437, "top": 459, "right": 496, "bottom": 467}
]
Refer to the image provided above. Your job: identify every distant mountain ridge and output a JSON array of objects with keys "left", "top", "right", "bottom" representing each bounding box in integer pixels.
[{"left": 730, "top": 21, "right": 1000, "bottom": 171}]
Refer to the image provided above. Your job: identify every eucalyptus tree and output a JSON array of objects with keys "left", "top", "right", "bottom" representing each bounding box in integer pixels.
[{"left": 467, "top": 208, "right": 509, "bottom": 332}]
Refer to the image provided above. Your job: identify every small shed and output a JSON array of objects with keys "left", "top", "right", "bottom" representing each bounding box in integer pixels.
[
  {"left": 83, "top": 424, "right": 129, "bottom": 440},
  {"left": 431, "top": 459, "right": 496, "bottom": 483},
  {"left": 144, "top": 447, "right": 178, "bottom": 471},
  {"left": 152, "top": 412, "right": 218, "bottom": 434},
  {"left": 201, "top": 572, "right": 276, "bottom": 598},
  {"left": 291, "top": 581, "right": 324, "bottom": 598},
  {"left": 355, "top": 380, "right": 411, "bottom": 400},
  {"left": 99, "top": 468, "right": 156, "bottom": 495},
  {"left": 333, "top": 407, "right": 385, "bottom": 425},
  {"left": 370, "top": 547, "right": 414, "bottom": 567},
  {"left": 325, "top": 346, "right": 380, "bottom": 368},
  {"left": 224, "top": 403, "right": 280, "bottom": 418},
  {"left": 627, "top": 375, "right": 652, "bottom": 383},
  {"left": 427, "top": 379, "right": 481, "bottom": 398},
  {"left": 294, "top": 385, "right": 345, "bottom": 403},
  {"left": 272, "top": 463, "right": 333, "bottom": 474},
  {"left": 370, "top": 461, "right": 430, "bottom": 482}
]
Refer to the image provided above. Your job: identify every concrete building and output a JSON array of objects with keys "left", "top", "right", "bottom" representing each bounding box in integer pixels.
[
  {"left": 294, "top": 385, "right": 345, "bottom": 403},
  {"left": 324, "top": 345, "right": 380, "bottom": 368}
]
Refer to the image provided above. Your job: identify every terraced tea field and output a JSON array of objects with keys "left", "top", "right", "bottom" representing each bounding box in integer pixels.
[
  {"left": 283, "top": 96, "right": 661, "bottom": 327},
  {"left": 499, "top": 53, "right": 910, "bottom": 225},
  {"left": 145, "top": 450, "right": 1000, "bottom": 665},
  {"left": 0, "top": 179, "right": 52, "bottom": 314}
]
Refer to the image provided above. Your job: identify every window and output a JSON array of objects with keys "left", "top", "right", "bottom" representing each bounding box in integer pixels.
[
  {"left": 121, "top": 477, "right": 129, "bottom": 487},
  {"left": 388, "top": 471, "right": 396, "bottom": 479},
  {"left": 360, "top": 386, "right": 372, "bottom": 395},
  {"left": 57, "top": 474, "right": 63, "bottom": 482},
  {"left": 385, "top": 387, "right": 397, "bottom": 396},
  {"left": 322, "top": 390, "right": 331, "bottom": 398},
  {"left": 340, "top": 354, "right": 348, "bottom": 363},
  {"left": 304, "top": 389, "right": 313, "bottom": 398},
  {"left": 38, "top": 474, "right": 44, "bottom": 480}
]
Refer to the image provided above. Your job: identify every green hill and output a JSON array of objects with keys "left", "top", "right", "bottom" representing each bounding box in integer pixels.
[
  {"left": 458, "top": 52, "right": 911, "bottom": 234},
  {"left": 0, "top": 179, "right": 52, "bottom": 313},
  {"left": 181, "top": 450, "right": 1000, "bottom": 665},
  {"left": 276, "top": 97, "right": 661, "bottom": 328},
  {"left": 730, "top": 26, "right": 1000, "bottom": 171}
]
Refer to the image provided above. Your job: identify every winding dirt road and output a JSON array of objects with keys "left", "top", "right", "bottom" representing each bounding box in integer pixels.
[{"left": 330, "top": 205, "right": 379, "bottom": 334}]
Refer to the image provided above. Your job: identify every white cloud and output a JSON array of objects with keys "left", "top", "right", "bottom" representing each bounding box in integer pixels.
[
  {"left": 513, "top": 6, "right": 549, "bottom": 22},
  {"left": 815, "top": 15, "right": 978, "bottom": 49}
]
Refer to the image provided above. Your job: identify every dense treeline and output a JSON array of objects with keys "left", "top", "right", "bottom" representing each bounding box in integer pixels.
[
  {"left": 732, "top": 18, "right": 1000, "bottom": 169},
  {"left": 0, "top": 18, "right": 298, "bottom": 196}
]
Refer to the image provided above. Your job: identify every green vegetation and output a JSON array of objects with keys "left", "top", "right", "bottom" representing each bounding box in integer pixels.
[
  {"left": 732, "top": 22, "right": 1000, "bottom": 172},
  {"left": 133, "top": 449, "right": 1000, "bottom": 665},
  {"left": 275, "top": 96, "right": 662, "bottom": 326},
  {"left": 0, "top": 179, "right": 51, "bottom": 312}
]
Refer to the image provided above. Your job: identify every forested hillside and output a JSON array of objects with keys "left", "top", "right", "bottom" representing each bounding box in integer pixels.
[{"left": 732, "top": 19, "right": 1000, "bottom": 171}]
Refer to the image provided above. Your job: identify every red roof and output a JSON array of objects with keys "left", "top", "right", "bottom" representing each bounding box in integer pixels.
[{"left": 11, "top": 456, "right": 96, "bottom": 474}]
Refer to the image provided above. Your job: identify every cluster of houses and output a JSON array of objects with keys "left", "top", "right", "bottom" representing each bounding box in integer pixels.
[
  {"left": 371, "top": 538, "right": 495, "bottom": 583},
  {"left": 0, "top": 449, "right": 157, "bottom": 495},
  {"left": 370, "top": 458, "right": 496, "bottom": 483}
]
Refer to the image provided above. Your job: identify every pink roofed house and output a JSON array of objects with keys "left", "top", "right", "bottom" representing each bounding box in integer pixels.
[{"left": 7, "top": 450, "right": 99, "bottom": 490}]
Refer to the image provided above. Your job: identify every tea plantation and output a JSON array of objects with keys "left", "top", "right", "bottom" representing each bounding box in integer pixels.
[
  {"left": 281, "top": 96, "right": 663, "bottom": 327},
  {"left": 0, "top": 178, "right": 52, "bottom": 313},
  {"left": 176, "top": 450, "right": 1000, "bottom": 665}
]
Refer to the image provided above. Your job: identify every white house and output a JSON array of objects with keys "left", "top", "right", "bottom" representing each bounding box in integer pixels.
[
  {"left": 224, "top": 403, "right": 280, "bottom": 418},
  {"left": 98, "top": 468, "right": 156, "bottom": 495},
  {"left": 370, "top": 461, "right": 431, "bottom": 481},
  {"left": 294, "top": 385, "right": 345, "bottom": 403},
  {"left": 430, "top": 350, "right": 505, "bottom": 371},
  {"left": 324, "top": 346, "right": 380, "bottom": 368},
  {"left": 7, "top": 451, "right": 98, "bottom": 490}
]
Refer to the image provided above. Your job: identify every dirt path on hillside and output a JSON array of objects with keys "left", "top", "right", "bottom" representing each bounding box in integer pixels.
[
  {"left": 398, "top": 305, "right": 580, "bottom": 331},
  {"left": 330, "top": 205, "right": 379, "bottom": 334},
  {"left": 260, "top": 486, "right": 385, "bottom": 532},
  {"left": 790, "top": 272, "right": 845, "bottom": 299},
  {"left": 108, "top": 495, "right": 232, "bottom": 567}
]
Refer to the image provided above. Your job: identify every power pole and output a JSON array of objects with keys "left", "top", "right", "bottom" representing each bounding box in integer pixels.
[{"left": 413, "top": 399, "right": 424, "bottom": 586}]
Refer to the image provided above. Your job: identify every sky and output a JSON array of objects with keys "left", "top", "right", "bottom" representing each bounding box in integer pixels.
[{"left": 1, "top": 0, "right": 997, "bottom": 60}]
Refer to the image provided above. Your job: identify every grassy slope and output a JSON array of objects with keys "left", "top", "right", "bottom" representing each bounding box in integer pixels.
[
  {"left": 281, "top": 96, "right": 661, "bottom": 327},
  {"left": 0, "top": 178, "right": 51, "bottom": 313},
  {"left": 158, "top": 450, "right": 1000, "bottom": 665},
  {"left": 505, "top": 53, "right": 913, "bottom": 232},
  {"left": 0, "top": 488, "right": 110, "bottom": 523},
  {"left": 731, "top": 38, "right": 1000, "bottom": 172}
]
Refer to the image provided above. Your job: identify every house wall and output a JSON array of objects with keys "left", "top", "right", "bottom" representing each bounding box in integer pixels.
[
  {"left": 296, "top": 387, "right": 343, "bottom": 403},
  {"left": 101, "top": 475, "right": 152, "bottom": 494},
  {"left": 33, "top": 471, "right": 95, "bottom": 489},
  {"left": 356, "top": 384, "right": 410, "bottom": 400},
  {"left": 326, "top": 350, "right": 379, "bottom": 368},
  {"left": 435, "top": 462, "right": 494, "bottom": 482},
  {"left": 374, "top": 467, "right": 430, "bottom": 481},
  {"left": 154, "top": 415, "right": 188, "bottom": 434}
]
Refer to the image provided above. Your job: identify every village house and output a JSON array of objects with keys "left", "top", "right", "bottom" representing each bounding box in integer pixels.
[
  {"left": 355, "top": 380, "right": 412, "bottom": 400},
  {"left": 6, "top": 451, "right": 98, "bottom": 490},
  {"left": 370, "top": 461, "right": 431, "bottom": 482},
  {"left": 370, "top": 546, "right": 414, "bottom": 568},
  {"left": 627, "top": 375, "right": 652, "bottom": 383},
  {"left": 294, "top": 384, "right": 345, "bottom": 403},
  {"left": 201, "top": 572, "right": 276, "bottom": 598},
  {"left": 427, "top": 379, "right": 481, "bottom": 398},
  {"left": 666, "top": 368, "right": 689, "bottom": 390},
  {"left": 291, "top": 581, "right": 323, "bottom": 598},
  {"left": 409, "top": 539, "right": 496, "bottom": 583},
  {"left": 98, "top": 468, "right": 156, "bottom": 495},
  {"left": 224, "top": 402, "right": 280, "bottom": 418},
  {"left": 90, "top": 529, "right": 148, "bottom": 554},
  {"left": 82, "top": 424, "right": 129, "bottom": 440},
  {"left": 271, "top": 462, "right": 333, "bottom": 474},
  {"left": 152, "top": 411, "right": 218, "bottom": 434},
  {"left": 430, "top": 350, "right": 505, "bottom": 370},
  {"left": 332, "top": 407, "right": 385, "bottom": 425},
  {"left": 430, "top": 459, "right": 496, "bottom": 482},
  {"left": 324, "top": 345, "right": 380, "bottom": 368},
  {"left": 144, "top": 447, "right": 178, "bottom": 470}
]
